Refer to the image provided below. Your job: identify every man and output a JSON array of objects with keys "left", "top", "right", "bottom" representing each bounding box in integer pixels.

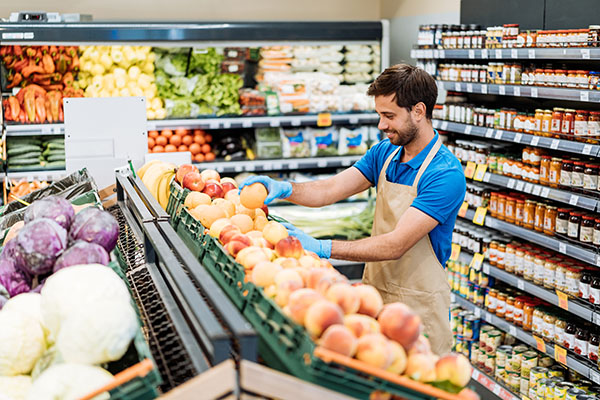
[{"left": 241, "top": 64, "right": 466, "bottom": 354}]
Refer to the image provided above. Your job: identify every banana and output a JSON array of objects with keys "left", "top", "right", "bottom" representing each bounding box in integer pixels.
[
  {"left": 137, "top": 159, "right": 162, "bottom": 180},
  {"left": 157, "top": 171, "right": 175, "bottom": 210},
  {"left": 141, "top": 162, "right": 175, "bottom": 200}
]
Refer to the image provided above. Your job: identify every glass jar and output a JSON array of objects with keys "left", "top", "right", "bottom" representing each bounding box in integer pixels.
[
  {"left": 543, "top": 206, "right": 557, "bottom": 236},
  {"left": 542, "top": 110, "right": 553, "bottom": 136},
  {"left": 594, "top": 218, "right": 600, "bottom": 246},
  {"left": 555, "top": 317, "right": 567, "bottom": 345},
  {"left": 568, "top": 212, "right": 582, "bottom": 239},
  {"left": 515, "top": 247, "right": 525, "bottom": 276},
  {"left": 514, "top": 296, "right": 525, "bottom": 326},
  {"left": 496, "top": 292, "right": 507, "bottom": 318},
  {"left": 584, "top": 164, "right": 599, "bottom": 190},
  {"left": 540, "top": 156, "right": 551, "bottom": 185},
  {"left": 489, "top": 241, "right": 498, "bottom": 266},
  {"left": 489, "top": 192, "right": 499, "bottom": 217},
  {"left": 555, "top": 69, "right": 568, "bottom": 86},
  {"left": 555, "top": 263, "right": 567, "bottom": 292},
  {"left": 497, "top": 243, "right": 506, "bottom": 268},
  {"left": 534, "top": 109, "right": 545, "bottom": 133},
  {"left": 524, "top": 200, "right": 537, "bottom": 229},
  {"left": 530, "top": 148, "right": 543, "bottom": 166},
  {"left": 534, "top": 255, "right": 546, "bottom": 285},
  {"left": 534, "top": 203, "right": 546, "bottom": 232},
  {"left": 581, "top": 215, "right": 595, "bottom": 243},
  {"left": 523, "top": 302, "right": 536, "bottom": 331},
  {"left": 591, "top": 276, "right": 600, "bottom": 305},
  {"left": 487, "top": 288, "right": 498, "bottom": 312},
  {"left": 543, "top": 313, "right": 556, "bottom": 341},
  {"left": 524, "top": 251, "right": 536, "bottom": 280},
  {"left": 567, "top": 71, "right": 578, "bottom": 88},
  {"left": 588, "top": 111, "right": 600, "bottom": 136},
  {"left": 515, "top": 199, "right": 525, "bottom": 226},
  {"left": 576, "top": 70, "right": 589, "bottom": 89},
  {"left": 544, "top": 258, "right": 558, "bottom": 289},
  {"left": 560, "top": 159, "right": 573, "bottom": 188},
  {"left": 551, "top": 108, "right": 565, "bottom": 136},
  {"left": 497, "top": 194, "right": 507, "bottom": 220},
  {"left": 574, "top": 110, "right": 590, "bottom": 136},
  {"left": 575, "top": 327, "right": 589, "bottom": 356},
  {"left": 562, "top": 109, "right": 575, "bottom": 135},
  {"left": 533, "top": 307, "right": 545, "bottom": 335},
  {"left": 506, "top": 296, "right": 515, "bottom": 322},
  {"left": 564, "top": 322, "right": 577, "bottom": 349},
  {"left": 549, "top": 157, "right": 562, "bottom": 188},
  {"left": 556, "top": 208, "right": 570, "bottom": 234},
  {"left": 566, "top": 266, "right": 583, "bottom": 297},
  {"left": 505, "top": 196, "right": 516, "bottom": 224},
  {"left": 572, "top": 161, "right": 585, "bottom": 188},
  {"left": 505, "top": 244, "right": 516, "bottom": 273},
  {"left": 588, "top": 331, "right": 599, "bottom": 362},
  {"left": 580, "top": 269, "right": 593, "bottom": 300}
]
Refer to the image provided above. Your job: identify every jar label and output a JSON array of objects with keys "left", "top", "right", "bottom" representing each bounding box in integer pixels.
[
  {"left": 542, "top": 120, "right": 551, "bottom": 132},
  {"left": 496, "top": 301, "right": 506, "bottom": 314},
  {"left": 562, "top": 120, "right": 572, "bottom": 134},
  {"left": 560, "top": 171, "right": 572, "bottom": 186},
  {"left": 594, "top": 229, "right": 600, "bottom": 245},
  {"left": 544, "top": 216, "right": 553, "bottom": 231},
  {"left": 568, "top": 221, "right": 580, "bottom": 238},
  {"left": 555, "top": 327, "right": 564, "bottom": 345},
  {"left": 583, "top": 174, "right": 598, "bottom": 190},
  {"left": 589, "top": 343, "right": 599, "bottom": 362},
  {"left": 571, "top": 171, "right": 584, "bottom": 187},
  {"left": 513, "top": 308, "right": 523, "bottom": 322},
  {"left": 549, "top": 169, "right": 558, "bottom": 184},
  {"left": 564, "top": 332, "right": 575, "bottom": 349},
  {"left": 566, "top": 276, "right": 579, "bottom": 296},
  {"left": 544, "top": 268, "right": 555, "bottom": 286},
  {"left": 532, "top": 315, "right": 543, "bottom": 334},
  {"left": 543, "top": 321, "right": 555, "bottom": 340},
  {"left": 551, "top": 119, "right": 562, "bottom": 132},
  {"left": 555, "top": 270, "right": 566, "bottom": 290},
  {"left": 575, "top": 120, "right": 588, "bottom": 136},
  {"left": 590, "top": 287, "right": 600, "bottom": 305},
  {"left": 581, "top": 226, "right": 593, "bottom": 243},
  {"left": 574, "top": 338, "right": 588, "bottom": 356},
  {"left": 556, "top": 219, "right": 568, "bottom": 234},
  {"left": 580, "top": 282, "right": 590, "bottom": 299}
]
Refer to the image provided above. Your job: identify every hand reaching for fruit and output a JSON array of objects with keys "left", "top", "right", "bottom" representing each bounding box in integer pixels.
[
  {"left": 239, "top": 176, "right": 293, "bottom": 205},
  {"left": 282, "top": 222, "right": 332, "bottom": 259}
]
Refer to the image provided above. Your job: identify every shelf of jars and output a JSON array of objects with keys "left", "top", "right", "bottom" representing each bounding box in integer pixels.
[
  {"left": 455, "top": 251, "right": 600, "bottom": 325},
  {"left": 470, "top": 366, "right": 520, "bottom": 400},
  {"left": 412, "top": 48, "right": 600, "bottom": 60},
  {"left": 436, "top": 81, "right": 600, "bottom": 103},
  {"left": 459, "top": 207, "right": 600, "bottom": 268},
  {"left": 433, "top": 119, "right": 600, "bottom": 157}
]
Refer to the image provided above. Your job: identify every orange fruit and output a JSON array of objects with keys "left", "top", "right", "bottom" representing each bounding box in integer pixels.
[
  {"left": 182, "top": 135, "right": 193, "bottom": 146},
  {"left": 194, "top": 135, "right": 206, "bottom": 145},
  {"left": 204, "top": 152, "right": 215, "bottom": 161},
  {"left": 170, "top": 134, "right": 182, "bottom": 146},
  {"left": 175, "top": 128, "right": 188, "bottom": 136},
  {"left": 195, "top": 153, "right": 205, "bottom": 162},
  {"left": 189, "top": 143, "right": 201, "bottom": 155},
  {"left": 155, "top": 136, "right": 167, "bottom": 146},
  {"left": 201, "top": 144, "right": 211, "bottom": 154},
  {"left": 165, "top": 144, "right": 177, "bottom": 152},
  {"left": 240, "top": 183, "right": 268, "bottom": 209},
  {"left": 161, "top": 129, "right": 173, "bottom": 139},
  {"left": 205, "top": 134, "right": 213, "bottom": 143},
  {"left": 193, "top": 129, "right": 205, "bottom": 136},
  {"left": 178, "top": 145, "right": 189, "bottom": 152},
  {"left": 153, "top": 145, "right": 165, "bottom": 153},
  {"left": 148, "top": 130, "right": 159, "bottom": 138},
  {"left": 148, "top": 137, "right": 155, "bottom": 149}
]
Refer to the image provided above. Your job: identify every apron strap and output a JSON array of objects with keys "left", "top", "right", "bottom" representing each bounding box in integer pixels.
[{"left": 412, "top": 135, "right": 442, "bottom": 189}]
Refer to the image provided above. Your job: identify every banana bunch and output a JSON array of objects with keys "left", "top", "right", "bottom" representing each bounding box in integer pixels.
[{"left": 138, "top": 160, "right": 176, "bottom": 210}]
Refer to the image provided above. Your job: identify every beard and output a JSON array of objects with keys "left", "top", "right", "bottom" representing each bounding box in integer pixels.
[{"left": 384, "top": 119, "right": 418, "bottom": 146}]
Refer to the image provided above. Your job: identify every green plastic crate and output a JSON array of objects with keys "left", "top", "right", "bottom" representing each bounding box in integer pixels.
[
  {"left": 165, "top": 181, "right": 189, "bottom": 230},
  {"left": 173, "top": 207, "right": 441, "bottom": 400}
]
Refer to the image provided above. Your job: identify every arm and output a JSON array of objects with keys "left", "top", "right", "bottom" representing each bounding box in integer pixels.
[
  {"left": 287, "top": 167, "right": 372, "bottom": 208},
  {"left": 330, "top": 207, "right": 438, "bottom": 261}
]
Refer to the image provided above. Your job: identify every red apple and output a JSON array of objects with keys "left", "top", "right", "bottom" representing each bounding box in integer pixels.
[
  {"left": 176, "top": 164, "right": 198, "bottom": 184},
  {"left": 202, "top": 182, "right": 224, "bottom": 199},
  {"left": 261, "top": 204, "right": 269, "bottom": 217},
  {"left": 221, "top": 182, "right": 237, "bottom": 195},
  {"left": 201, "top": 169, "right": 220, "bottom": 182},
  {"left": 182, "top": 171, "right": 205, "bottom": 192}
]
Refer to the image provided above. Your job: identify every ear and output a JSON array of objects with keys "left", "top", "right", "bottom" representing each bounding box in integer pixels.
[{"left": 412, "top": 102, "right": 427, "bottom": 123}]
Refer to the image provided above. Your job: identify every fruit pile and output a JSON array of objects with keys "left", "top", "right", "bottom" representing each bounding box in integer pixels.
[
  {"left": 167, "top": 163, "right": 475, "bottom": 392},
  {"left": 147, "top": 128, "right": 215, "bottom": 162}
]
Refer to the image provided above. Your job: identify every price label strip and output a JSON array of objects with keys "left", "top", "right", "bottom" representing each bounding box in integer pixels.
[
  {"left": 556, "top": 290, "right": 569, "bottom": 311},
  {"left": 473, "top": 164, "right": 488, "bottom": 182},
  {"left": 458, "top": 201, "right": 469, "bottom": 218},
  {"left": 516, "top": 180, "right": 525, "bottom": 191},
  {"left": 450, "top": 243, "right": 461, "bottom": 262},
  {"left": 554, "top": 345, "right": 567, "bottom": 365},
  {"left": 534, "top": 336, "right": 546, "bottom": 352},
  {"left": 514, "top": 86, "right": 521, "bottom": 97},
  {"left": 499, "top": 85, "right": 506, "bottom": 95},
  {"left": 469, "top": 253, "right": 485, "bottom": 271},
  {"left": 464, "top": 161, "right": 477, "bottom": 179},
  {"left": 531, "top": 136, "right": 540, "bottom": 146},
  {"left": 473, "top": 207, "right": 487, "bottom": 226}
]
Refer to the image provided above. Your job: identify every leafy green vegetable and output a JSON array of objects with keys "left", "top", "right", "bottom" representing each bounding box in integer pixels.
[{"left": 189, "top": 48, "right": 223, "bottom": 75}]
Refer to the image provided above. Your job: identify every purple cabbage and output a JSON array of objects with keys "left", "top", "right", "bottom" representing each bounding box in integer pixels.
[
  {"left": 53, "top": 240, "right": 110, "bottom": 273},
  {"left": 14, "top": 218, "right": 67, "bottom": 275},
  {"left": 24, "top": 195, "right": 75, "bottom": 231},
  {"left": 0, "top": 258, "right": 31, "bottom": 297},
  {"left": 69, "top": 207, "right": 119, "bottom": 252}
]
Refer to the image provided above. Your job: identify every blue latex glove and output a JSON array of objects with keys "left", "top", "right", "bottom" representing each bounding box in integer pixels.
[
  {"left": 282, "top": 222, "right": 332, "bottom": 259},
  {"left": 239, "top": 176, "right": 293, "bottom": 205}
]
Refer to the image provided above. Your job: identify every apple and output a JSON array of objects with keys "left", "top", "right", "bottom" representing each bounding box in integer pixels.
[
  {"left": 176, "top": 164, "right": 198, "bottom": 184},
  {"left": 261, "top": 204, "right": 269, "bottom": 217},
  {"left": 182, "top": 171, "right": 205, "bottom": 192},
  {"left": 201, "top": 169, "right": 220, "bottom": 182},
  {"left": 221, "top": 182, "right": 237, "bottom": 195},
  {"left": 202, "top": 182, "right": 224, "bottom": 199},
  {"left": 220, "top": 177, "right": 238, "bottom": 187}
]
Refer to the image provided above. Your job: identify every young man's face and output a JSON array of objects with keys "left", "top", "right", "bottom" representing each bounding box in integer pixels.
[{"left": 374, "top": 94, "right": 418, "bottom": 147}]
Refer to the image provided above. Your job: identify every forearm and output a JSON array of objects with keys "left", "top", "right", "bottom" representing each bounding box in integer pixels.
[
  {"left": 287, "top": 179, "right": 340, "bottom": 207},
  {"left": 330, "top": 232, "right": 411, "bottom": 262}
]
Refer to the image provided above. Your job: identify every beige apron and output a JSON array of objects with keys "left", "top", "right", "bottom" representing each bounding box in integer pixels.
[{"left": 362, "top": 136, "right": 452, "bottom": 355}]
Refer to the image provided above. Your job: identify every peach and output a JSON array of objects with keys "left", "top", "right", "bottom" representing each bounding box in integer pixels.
[
  {"left": 273, "top": 257, "right": 300, "bottom": 269},
  {"left": 190, "top": 204, "right": 226, "bottom": 229},
  {"left": 275, "top": 236, "right": 303, "bottom": 259},
  {"left": 326, "top": 283, "right": 360, "bottom": 315},
  {"left": 254, "top": 215, "right": 269, "bottom": 231},
  {"left": 304, "top": 300, "right": 344, "bottom": 338},
  {"left": 224, "top": 190, "right": 240, "bottom": 204},
  {"left": 320, "top": 259, "right": 334, "bottom": 269},
  {"left": 235, "top": 246, "right": 270, "bottom": 270},
  {"left": 315, "top": 272, "right": 348, "bottom": 295},
  {"left": 378, "top": 303, "right": 422, "bottom": 351},
  {"left": 405, "top": 352, "right": 437, "bottom": 382},
  {"left": 355, "top": 333, "right": 394, "bottom": 369},
  {"left": 275, "top": 269, "right": 304, "bottom": 287},
  {"left": 176, "top": 164, "right": 198, "bottom": 184},
  {"left": 306, "top": 268, "right": 331, "bottom": 289},
  {"left": 262, "top": 221, "right": 288, "bottom": 246},
  {"left": 355, "top": 285, "right": 384, "bottom": 318},
  {"left": 246, "top": 230, "right": 264, "bottom": 239},
  {"left": 254, "top": 208, "right": 267, "bottom": 219},
  {"left": 458, "top": 388, "right": 480, "bottom": 400},
  {"left": 236, "top": 204, "right": 255, "bottom": 218},
  {"left": 230, "top": 214, "right": 254, "bottom": 233},
  {"left": 212, "top": 198, "right": 236, "bottom": 218},
  {"left": 200, "top": 169, "right": 220, "bottom": 182},
  {"left": 184, "top": 191, "right": 211, "bottom": 209},
  {"left": 219, "top": 224, "right": 242, "bottom": 245},
  {"left": 251, "top": 237, "right": 274, "bottom": 249},
  {"left": 264, "top": 284, "right": 277, "bottom": 298},
  {"left": 209, "top": 218, "right": 231, "bottom": 238},
  {"left": 387, "top": 341, "right": 408, "bottom": 375},
  {"left": 343, "top": 314, "right": 381, "bottom": 338},
  {"left": 224, "top": 234, "right": 251, "bottom": 257},
  {"left": 240, "top": 182, "right": 268, "bottom": 209},
  {"left": 435, "top": 353, "right": 473, "bottom": 387},
  {"left": 409, "top": 335, "right": 432, "bottom": 356},
  {"left": 318, "top": 324, "right": 358, "bottom": 357},
  {"left": 274, "top": 269, "right": 304, "bottom": 307},
  {"left": 287, "top": 288, "right": 324, "bottom": 326},
  {"left": 298, "top": 255, "right": 321, "bottom": 270},
  {"left": 251, "top": 261, "right": 283, "bottom": 287}
]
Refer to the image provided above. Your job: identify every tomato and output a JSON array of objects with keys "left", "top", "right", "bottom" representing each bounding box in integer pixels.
[
  {"left": 148, "top": 130, "right": 159, "bottom": 138},
  {"left": 193, "top": 135, "right": 206, "bottom": 145},
  {"left": 165, "top": 144, "right": 177, "bottom": 152},
  {"left": 169, "top": 134, "right": 182, "bottom": 147},
  {"left": 148, "top": 137, "right": 155, "bottom": 149},
  {"left": 178, "top": 145, "right": 189, "bottom": 152},
  {"left": 204, "top": 152, "right": 215, "bottom": 161},
  {"left": 155, "top": 136, "right": 167, "bottom": 146},
  {"left": 161, "top": 129, "right": 173, "bottom": 138},
  {"left": 204, "top": 134, "right": 213, "bottom": 143},
  {"left": 182, "top": 135, "right": 193, "bottom": 146},
  {"left": 194, "top": 153, "right": 205, "bottom": 162},
  {"left": 193, "top": 129, "right": 205, "bottom": 136},
  {"left": 175, "top": 128, "right": 188, "bottom": 136},
  {"left": 201, "top": 144, "right": 211, "bottom": 154},
  {"left": 189, "top": 143, "right": 201, "bottom": 155},
  {"left": 153, "top": 145, "right": 165, "bottom": 153}
]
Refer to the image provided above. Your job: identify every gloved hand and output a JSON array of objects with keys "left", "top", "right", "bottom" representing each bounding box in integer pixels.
[
  {"left": 282, "top": 222, "right": 332, "bottom": 259},
  {"left": 239, "top": 176, "right": 293, "bottom": 205}
]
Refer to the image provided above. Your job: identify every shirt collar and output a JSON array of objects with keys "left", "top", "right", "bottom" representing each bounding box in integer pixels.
[{"left": 393, "top": 130, "right": 439, "bottom": 169}]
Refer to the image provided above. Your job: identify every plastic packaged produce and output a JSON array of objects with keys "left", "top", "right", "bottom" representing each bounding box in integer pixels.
[
  {"left": 344, "top": 72, "right": 373, "bottom": 84},
  {"left": 27, "top": 363, "right": 113, "bottom": 400},
  {"left": 337, "top": 84, "right": 375, "bottom": 111},
  {"left": 311, "top": 128, "right": 340, "bottom": 156},
  {"left": 319, "top": 52, "right": 345, "bottom": 63},
  {"left": 255, "top": 128, "right": 283, "bottom": 159},
  {"left": 281, "top": 129, "right": 312, "bottom": 158},
  {"left": 339, "top": 127, "right": 369, "bottom": 155},
  {"left": 310, "top": 94, "right": 340, "bottom": 113},
  {"left": 345, "top": 62, "right": 373, "bottom": 73},
  {"left": 318, "top": 62, "right": 345, "bottom": 74},
  {"left": 291, "top": 58, "right": 320, "bottom": 72}
]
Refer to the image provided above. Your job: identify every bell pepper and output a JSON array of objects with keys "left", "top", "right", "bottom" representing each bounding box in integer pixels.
[
  {"left": 58, "top": 107, "right": 64, "bottom": 122},
  {"left": 16, "top": 84, "right": 47, "bottom": 103},
  {"left": 69, "top": 54, "right": 79, "bottom": 72},
  {"left": 0, "top": 47, "right": 11, "bottom": 57},
  {"left": 40, "top": 84, "right": 64, "bottom": 91},
  {"left": 13, "top": 46, "right": 22, "bottom": 57},
  {"left": 66, "top": 46, "right": 77, "bottom": 57},
  {"left": 47, "top": 91, "right": 62, "bottom": 122},
  {"left": 56, "top": 54, "right": 68, "bottom": 75},
  {"left": 49, "top": 45, "right": 58, "bottom": 58},
  {"left": 35, "top": 94, "right": 46, "bottom": 123},
  {"left": 8, "top": 96, "right": 20, "bottom": 121},
  {"left": 25, "top": 47, "right": 37, "bottom": 58},
  {"left": 18, "top": 108, "right": 26, "bottom": 123},
  {"left": 21, "top": 64, "right": 45, "bottom": 78},
  {"left": 45, "top": 97, "right": 53, "bottom": 123},
  {"left": 40, "top": 45, "right": 49, "bottom": 54},
  {"left": 42, "top": 53, "right": 55, "bottom": 73},
  {"left": 62, "top": 72, "right": 74, "bottom": 87},
  {"left": 12, "top": 59, "right": 28, "bottom": 73},
  {"left": 23, "top": 90, "right": 36, "bottom": 122},
  {"left": 6, "top": 73, "right": 23, "bottom": 89}
]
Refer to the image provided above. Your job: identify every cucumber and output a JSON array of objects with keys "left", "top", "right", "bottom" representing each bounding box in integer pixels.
[
  {"left": 7, "top": 146, "right": 41, "bottom": 156},
  {"left": 47, "top": 155, "right": 65, "bottom": 163},
  {"left": 7, "top": 151, "right": 42, "bottom": 160},
  {"left": 46, "top": 143, "right": 65, "bottom": 150}
]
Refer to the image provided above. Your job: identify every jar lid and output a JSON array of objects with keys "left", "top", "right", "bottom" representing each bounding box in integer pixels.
[
  {"left": 516, "top": 199, "right": 525, "bottom": 204},
  {"left": 567, "top": 266, "right": 582, "bottom": 272},
  {"left": 570, "top": 211, "right": 583, "bottom": 216},
  {"left": 564, "top": 108, "right": 577, "bottom": 112},
  {"left": 590, "top": 111, "right": 600, "bottom": 115},
  {"left": 557, "top": 208, "right": 571, "bottom": 213},
  {"left": 585, "top": 164, "right": 598, "bottom": 168},
  {"left": 552, "top": 157, "right": 563, "bottom": 161},
  {"left": 553, "top": 107, "right": 566, "bottom": 112},
  {"left": 555, "top": 69, "right": 567, "bottom": 73},
  {"left": 576, "top": 110, "right": 589, "bottom": 114},
  {"left": 576, "top": 70, "right": 588, "bottom": 74},
  {"left": 541, "top": 155, "right": 552, "bottom": 159},
  {"left": 583, "top": 215, "right": 595, "bottom": 220},
  {"left": 595, "top": 218, "right": 600, "bottom": 223},
  {"left": 574, "top": 161, "right": 586, "bottom": 166}
]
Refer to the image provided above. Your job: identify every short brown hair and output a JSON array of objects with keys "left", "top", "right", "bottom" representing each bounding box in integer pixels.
[{"left": 367, "top": 64, "right": 437, "bottom": 119}]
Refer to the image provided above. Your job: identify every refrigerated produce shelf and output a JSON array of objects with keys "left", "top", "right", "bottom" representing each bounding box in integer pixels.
[
  {"left": 411, "top": 47, "right": 600, "bottom": 60},
  {"left": 6, "top": 169, "right": 68, "bottom": 181},
  {"left": 196, "top": 155, "right": 362, "bottom": 173},
  {"left": 461, "top": 208, "right": 600, "bottom": 267},
  {"left": 437, "top": 81, "right": 600, "bottom": 103}
]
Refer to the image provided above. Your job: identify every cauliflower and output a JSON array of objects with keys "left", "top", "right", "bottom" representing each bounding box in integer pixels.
[
  {"left": 27, "top": 363, "right": 112, "bottom": 400},
  {"left": 127, "top": 65, "right": 141, "bottom": 81},
  {"left": 99, "top": 53, "right": 113, "bottom": 71},
  {"left": 147, "top": 109, "right": 156, "bottom": 120},
  {"left": 2, "top": 293, "right": 44, "bottom": 333},
  {"left": 90, "top": 64, "right": 105, "bottom": 76},
  {"left": 154, "top": 108, "right": 167, "bottom": 119},
  {"left": 0, "top": 309, "right": 46, "bottom": 375},
  {"left": 0, "top": 375, "right": 32, "bottom": 400},
  {"left": 137, "top": 73, "right": 152, "bottom": 90}
]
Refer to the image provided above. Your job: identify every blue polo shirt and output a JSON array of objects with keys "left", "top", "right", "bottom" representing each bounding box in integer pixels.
[{"left": 354, "top": 133, "right": 466, "bottom": 265}]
